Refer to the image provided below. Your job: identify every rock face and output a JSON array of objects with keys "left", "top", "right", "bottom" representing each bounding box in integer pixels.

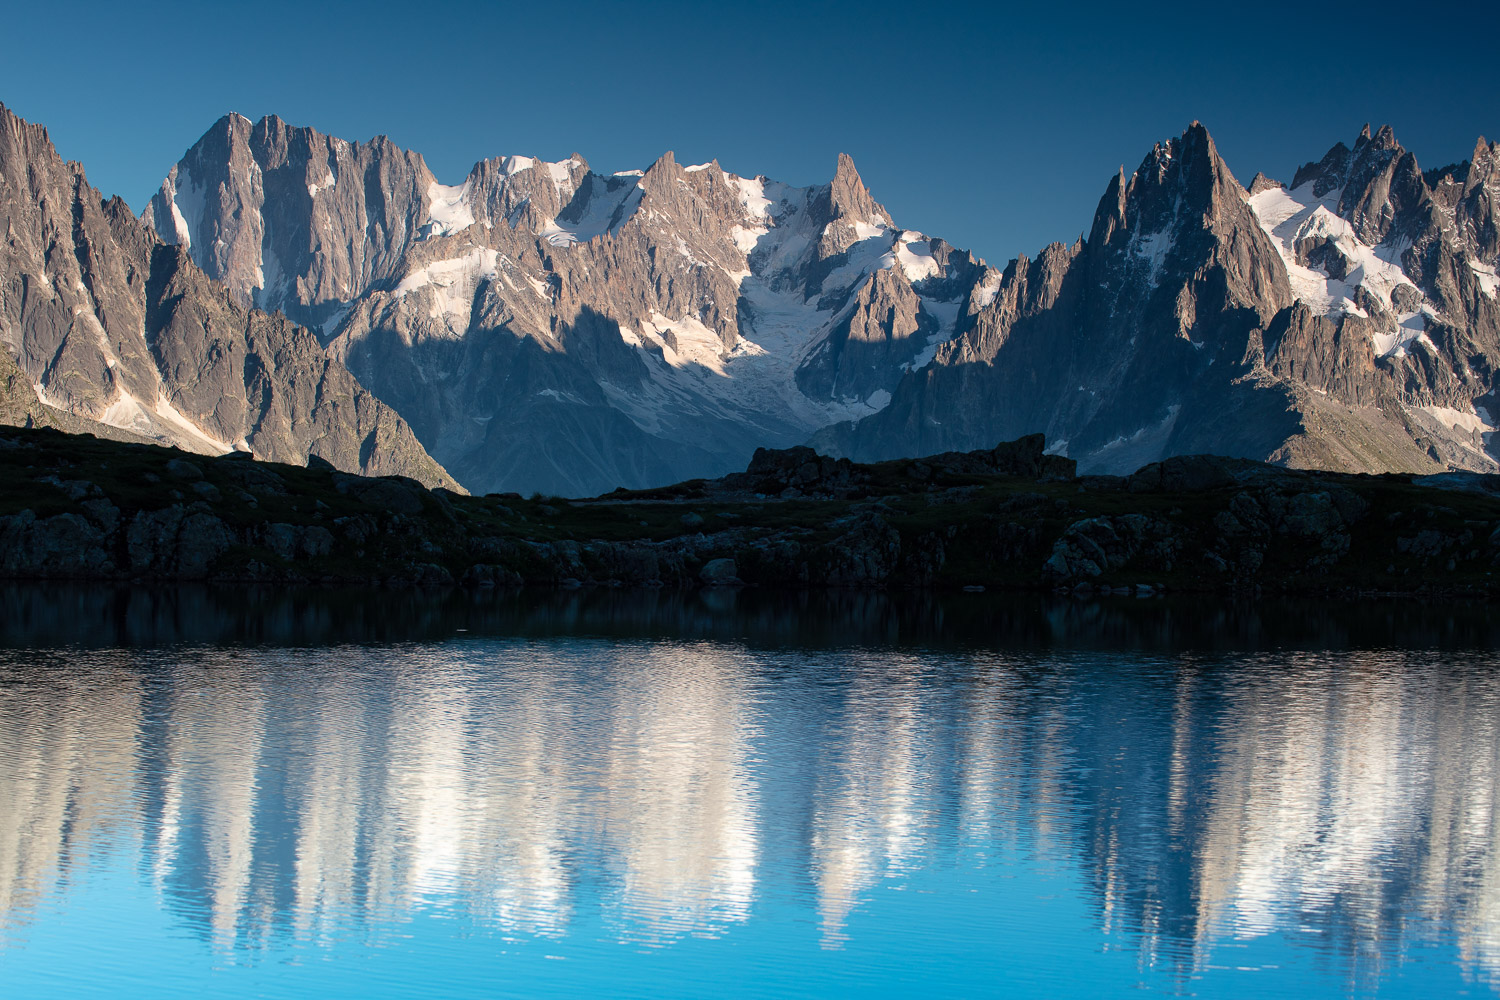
[
  {"left": 147, "top": 116, "right": 983, "bottom": 496},
  {"left": 818, "top": 123, "right": 1500, "bottom": 477},
  {"left": 146, "top": 112, "right": 1500, "bottom": 495},
  {"left": 0, "top": 103, "right": 457, "bottom": 489}
]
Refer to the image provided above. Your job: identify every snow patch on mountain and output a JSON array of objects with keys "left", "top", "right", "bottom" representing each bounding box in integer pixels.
[
  {"left": 424, "top": 181, "right": 475, "bottom": 239},
  {"left": 1424, "top": 404, "right": 1496, "bottom": 437},
  {"left": 1472, "top": 260, "right": 1500, "bottom": 298},
  {"left": 904, "top": 297, "right": 961, "bottom": 372},
  {"left": 1250, "top": 181, "right": 1427, "bottom": 355},
  {"left": 545, "top": 158, "right": 579, "bottom": 200},
  {"left": 610, "top": 270, "right": 898, "bottom": 441},
  {"left": 1372, "top": 307, "right": 1438, "bottom": 359},
  {"left": 823, "top": 231, "right": 899, "bottom": 288},
  {"left": 728, "top": 174, "right": 773, "bottom": 221},
  {"left": 1085, "top": 405, "right": 1182, "bottom": 474},
  {"left": 546, "top": 177, "right": 644, "bottom": 245},
  {"left": 730, "top": 224, "right": 766, "bottom": 254},
  {"left": 645, "top": 313, "right": 730, "bottom": 373},
  {"left": 1130, "top": 230, "right": 1174, "bottom": 287},
  {"left": 100, "top": 387, "right": 234, "bottom": 455},
  {"left": 394, "top": 247, "right": 500, "bottom": 320},
  {"left": 151, "top": 166, "right": 206, "bottom": 249},
  {"left": 972, "top": 269, "right": 1002, "bottom": 311},
  {"left": 894, "top": 235, "right": 940, "bottom": 282}
]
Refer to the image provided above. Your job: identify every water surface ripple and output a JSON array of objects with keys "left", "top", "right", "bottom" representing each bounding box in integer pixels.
[{"left": 0, "top": 589, "right": 1496, "bottom": 998}]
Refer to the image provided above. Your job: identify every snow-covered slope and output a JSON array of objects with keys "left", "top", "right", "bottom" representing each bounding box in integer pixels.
[{"left": 147, "top": 119, "right": 985, "bottom": 495}]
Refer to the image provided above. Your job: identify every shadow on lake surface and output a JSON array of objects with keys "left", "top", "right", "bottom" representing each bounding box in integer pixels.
[
  {"left": 2, "top": 585, "right": 1498, "bottom": 998},
  {"left": 2, "top": 583, "right": 1498, "bottom": 651}
]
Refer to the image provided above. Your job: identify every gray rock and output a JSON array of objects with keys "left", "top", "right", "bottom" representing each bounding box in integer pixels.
[
  {"left": 460, "top": 563, "right": 524, "bottom": 588},
  {"left": 125, "top": 506, "right": 233, "bottom": 577},
  {"left": 0, "top": 510, "right": 113, "bottom": 575},
  {"left": 334, "top": 474, "right": 427, "bottom": 515},
  {"left": 699, "top": 557, "right": 740, "bottom": 585},
  {"left": 825, "top": 512, "right": 902, "bottom": 585},
  {"left": 259, "top": 523, "right": 301, "bottom": 560},
  {"left": 1043, "top": 514, "right": 1176, "bottom": 583}
]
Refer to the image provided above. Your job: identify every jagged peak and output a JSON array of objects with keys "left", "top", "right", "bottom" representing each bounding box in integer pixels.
[
  {"left": 1292, "top": 125, "right": 1409, "bottom": 197},
  {"left": 638, "top": 150, "right": 688, "bottom": 199},
  {"left": 681, "top": 156, "right": 722, "bottom": 175},
  {"left": 645, "top": 149, "right": 679, "bottom": 173},
  {"left": 1292, "top": 140, "right": 1351, "bottom": 192},
  {"left": 1354, "top": 123, "right": 1401, "bottom": 155},
  {"left": 0, "top": 101, "right": 54, "bottom": 152},
  {"left": 1099, "top": 122, "right": 1236, "bottom": 234},
  {"left": 833, "top": 151, "right": 861, "bottom": 182},
  {"left": 1248, "top": 172, "right": 1284, "bottom": 196},
  {"left": 828, "top": 151, "right": 883, "bottom": 224},
  {"left": 1130, "top": 122, "right": 1224, "bottom": 182},
  {"left": 1469, "top": 135, "right": 1498, "bottom": 174}
]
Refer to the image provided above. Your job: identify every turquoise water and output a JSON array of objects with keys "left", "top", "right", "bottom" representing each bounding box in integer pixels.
[{"left": 1, "top": 589, "right": 1497, "bottom": 998}]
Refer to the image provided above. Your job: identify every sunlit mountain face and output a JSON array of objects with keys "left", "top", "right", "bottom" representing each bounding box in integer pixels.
[{"left": 2, "top": 622, "right": 1499, "bottom": 997}]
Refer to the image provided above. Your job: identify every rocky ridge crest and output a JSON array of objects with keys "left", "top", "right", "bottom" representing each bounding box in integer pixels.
[{"left": 0, "top": 104, "right": 457, "bottom": 489}]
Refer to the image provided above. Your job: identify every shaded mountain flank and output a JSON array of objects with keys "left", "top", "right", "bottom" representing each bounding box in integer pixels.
[{"left": 0, "top": 103, "right": 458, "bottom": 490}]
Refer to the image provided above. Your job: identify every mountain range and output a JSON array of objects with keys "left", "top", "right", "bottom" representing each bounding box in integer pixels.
[{"left": 2, "top": 102, "right": 1496, "bottom": 496}]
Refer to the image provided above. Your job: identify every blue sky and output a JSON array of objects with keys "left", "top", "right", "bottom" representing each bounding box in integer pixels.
[{"left": 3, "top": 0, "right": 1496, "bottom": 266}]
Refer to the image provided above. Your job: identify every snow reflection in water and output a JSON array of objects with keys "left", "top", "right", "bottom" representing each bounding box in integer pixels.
[{"left": 1, "top": 634, "right": 1498, "bottom": 996}]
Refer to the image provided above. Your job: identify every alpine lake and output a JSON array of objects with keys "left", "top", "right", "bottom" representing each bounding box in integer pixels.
[{"left": 2, "top": 585, "right": 1498, "bottom": 999}]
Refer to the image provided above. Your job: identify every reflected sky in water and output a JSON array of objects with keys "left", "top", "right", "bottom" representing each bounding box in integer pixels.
[{"left": 1, "top": 592, "right": 1498, "bottom": 998}]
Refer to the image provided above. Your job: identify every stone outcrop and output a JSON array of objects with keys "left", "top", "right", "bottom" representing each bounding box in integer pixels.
[{"left": 3, "top": 426, "right": 1497, "bottom": 598}]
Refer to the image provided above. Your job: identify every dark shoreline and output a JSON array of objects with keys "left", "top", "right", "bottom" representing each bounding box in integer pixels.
[
  {"left": 4, "top": 583, "right": 1500, "bottom": 652},
  {"left": 2, "top": 426, "right": 1498, "bottom": 599}
]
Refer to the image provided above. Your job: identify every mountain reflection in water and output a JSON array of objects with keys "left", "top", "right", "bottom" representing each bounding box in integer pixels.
[{"left": 1, "top": 587, "right": 1498, "bottom": 996}]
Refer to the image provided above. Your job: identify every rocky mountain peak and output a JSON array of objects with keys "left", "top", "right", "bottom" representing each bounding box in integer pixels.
[
  {"left": 828, "top": 152, "right": 882, "bottom": 224},
  {"left": 1291, "top": 124, "right": 1408, "bottom": 209},
  {"left": 1248, "top": 172, "right": 1283, "bottom": 196},
  {"left": 0, "top": 101, "right": 47, "bottom": 147},
  {"left": 146, "top": 112, "right": 439, "bottom": 328},
  {"left": 643, "top": 149, "right": 681, "bottom": 181},
  {"left": 100, "top": 107, "right": 1500, "bottom": 496},
  {"left": 0, "top": 103, "right": 457, "bottom": 487},
  {"left": 1089, "top": 121, "right": 1247, "bottom": 255},
  {"left": 633, "top": 150, "right": 747, "bottom": 239},
  {"left": 1292, "top": 140, "right": 1354, "bottom": 197}
]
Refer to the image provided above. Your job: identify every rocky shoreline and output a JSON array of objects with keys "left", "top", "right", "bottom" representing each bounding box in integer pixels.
[{"left": 2, "top": 428, "right": 1498, "bottom": 597}]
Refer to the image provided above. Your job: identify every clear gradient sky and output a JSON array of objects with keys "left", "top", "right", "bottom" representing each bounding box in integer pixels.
[{"left": 3, "top": 0, "right": 1496, "bottom": 267}]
